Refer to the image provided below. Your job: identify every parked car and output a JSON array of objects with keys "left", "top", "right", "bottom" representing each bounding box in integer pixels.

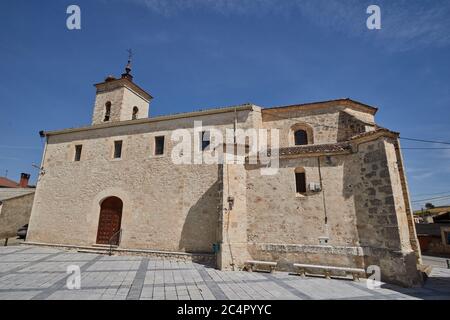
[{"left": 17, "top": 224, "right": 28, "bottom": 240}]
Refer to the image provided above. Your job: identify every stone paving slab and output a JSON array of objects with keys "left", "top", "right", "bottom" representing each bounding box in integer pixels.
[{"left": 0, "top": 246, "right": 449, "bottom": 300}]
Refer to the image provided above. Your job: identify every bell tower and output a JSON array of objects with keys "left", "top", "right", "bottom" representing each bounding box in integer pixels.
[{"left": 91, "top": 53, "right": 152, "bottom": 125}]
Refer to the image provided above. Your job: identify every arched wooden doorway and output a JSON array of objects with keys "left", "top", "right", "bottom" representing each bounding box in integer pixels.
[{"left": 96, "top": 196, "right": 123, "bottom": 245}]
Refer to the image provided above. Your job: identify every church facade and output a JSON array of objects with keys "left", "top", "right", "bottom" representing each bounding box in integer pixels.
[{"left": 27, "top": 64, "right": 423, "bottom": 286}]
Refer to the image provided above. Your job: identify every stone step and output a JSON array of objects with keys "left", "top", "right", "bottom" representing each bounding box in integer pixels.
[
  {"left": 25, "top": 241, "right": 216, "bottom": 267},
  {"left": 77, "top": 248, "right": 112, "bottom": 255},
  {"left": 91, "top": 244, "right": 118, "bottom": 248}
]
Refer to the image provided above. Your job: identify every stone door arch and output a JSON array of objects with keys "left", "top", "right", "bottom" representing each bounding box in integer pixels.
[{"left": 96, "top": 196, "right": 123, "bottom": 245}]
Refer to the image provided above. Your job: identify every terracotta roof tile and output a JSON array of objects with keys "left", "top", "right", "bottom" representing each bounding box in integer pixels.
[
  {"left": 0, "top": 177, "right": 20, "bottom": 188},
  {"left": 258, "top": 143, "right": 352, "bottom": 158},
  {"left": 278, "top": 143, "right": 352, "bottom": 156},
  {"left": 350, "top": 127, "right": 399, "bottom": 140}
]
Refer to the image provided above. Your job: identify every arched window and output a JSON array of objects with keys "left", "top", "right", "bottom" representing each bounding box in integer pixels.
[
  {"left": 132, "top": 106, "right": 139, "bottom": 120},
  {"left": 294, "top": 130, "right": 308, "bottom": 146},
  {"left": 295, "top": 167, "right": 306, "bottom": 194},
  {"left": 104, "top": 102, "right": 111, "bottom": 122},
  {"left": 290, "top": 124, "right": 313, "bottom": 146}
]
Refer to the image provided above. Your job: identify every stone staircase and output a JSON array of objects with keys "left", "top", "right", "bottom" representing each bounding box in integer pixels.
[
  {"left": 77, "top": 244, "right": 118, "bottom": 255},
  {"left": 24, "top": 241, "right": 216, "bottom": 266}
]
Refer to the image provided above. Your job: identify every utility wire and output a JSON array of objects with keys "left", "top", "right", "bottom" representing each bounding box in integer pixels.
[
  {"left": 412, "top": 190, "right": 450, "bottom": 197},
  {"left": 254, "top": 108, "right": 450, "bottom": 146},
  {"left": 400, "top": 147, "right": 450, "bottom": 150},
  {"left": 411, "top": 194, "right": 450, "bottom": 203},
  {"left": 399, "top": 137, "right": 450, "bottom": 146}
]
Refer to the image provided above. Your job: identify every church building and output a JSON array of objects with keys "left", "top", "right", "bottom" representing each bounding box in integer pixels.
[{"left": 26, "top": 61, "right": 423, "bottom": 286}]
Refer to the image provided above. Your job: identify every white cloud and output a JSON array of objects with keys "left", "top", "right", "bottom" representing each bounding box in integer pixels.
[{"left": 123, "top": 0, "right": 450, "bottom": 51}]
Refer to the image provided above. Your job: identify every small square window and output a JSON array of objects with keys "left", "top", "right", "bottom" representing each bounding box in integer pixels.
[
  {"left": 74, "top": 145, "right": 82, "bottom": 162},
  {"left": 114, "top": 141, "right": 122, "bottom": 159},
  {"left": 154, "top": 136, "right": 165, "bottom": 155},
  {"left": 201, "top": 131, "right": 210, "bottom": 151}
]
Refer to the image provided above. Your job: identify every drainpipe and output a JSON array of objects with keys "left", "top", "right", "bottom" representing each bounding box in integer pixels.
[{"left": 317, "top": 156, "right": 329, "bottom": 238}]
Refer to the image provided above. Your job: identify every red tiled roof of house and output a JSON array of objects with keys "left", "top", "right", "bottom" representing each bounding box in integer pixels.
[{"left": 0, "top": 177, "right": 20, "bottom": 188}]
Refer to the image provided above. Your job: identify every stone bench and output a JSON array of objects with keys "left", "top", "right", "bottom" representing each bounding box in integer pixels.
[
  {"left": 244, "top": 260, "right": 277, "bottom": 273},
  {"left": 293, "top": 263, "right": 366, "bottom": 281}
]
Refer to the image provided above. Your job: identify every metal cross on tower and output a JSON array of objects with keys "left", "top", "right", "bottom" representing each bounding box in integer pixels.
[
  {"left": 127, "top": 49, "right": 133, "bottom": 63},
  {"left": 124, "top": 49, "right": 133, "bottom": 75}
]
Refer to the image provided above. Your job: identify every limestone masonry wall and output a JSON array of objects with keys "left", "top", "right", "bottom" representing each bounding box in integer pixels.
[
  {"left": 0, "top": 193, "right": 34, "bottom": 239},
  {"left": 27, "top": 96, "right": 422, "bottom": 287}
]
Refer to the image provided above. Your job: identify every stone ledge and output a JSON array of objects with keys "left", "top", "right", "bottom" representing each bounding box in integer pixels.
[
  {"left": 251, "top": 243, "right": 414, "bottom": 257},
  {"left": 23, "top": 241, "right": 216, "bottom": 266},
  {"left": 252, "top": 243, "right": 366, "bottom": 256}
]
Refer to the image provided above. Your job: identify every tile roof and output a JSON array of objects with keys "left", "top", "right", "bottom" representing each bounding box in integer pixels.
[
  {"left": 263, "top": 98, "right": 378, "bottom": 115},
  {"left": 0, "top": 177, "right": 20, "bottom": 188},
  {"left": 278, "top": 143, "right": 352, "bottom": 156},
  {"left": 349, "top": 127, "right": 399, "bottom": 140}
]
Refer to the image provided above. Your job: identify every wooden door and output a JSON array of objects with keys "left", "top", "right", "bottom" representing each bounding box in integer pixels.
[{"left": 96, "top": 197, "right": 123, "bottom": 245}]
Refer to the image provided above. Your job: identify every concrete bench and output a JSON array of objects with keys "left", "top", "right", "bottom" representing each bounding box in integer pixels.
[
  {"left": 244, "top": 260, "right": 277, "bottom": 273},
  {"left": 293, "top": 263, "right": 366, "bottom": 281}
]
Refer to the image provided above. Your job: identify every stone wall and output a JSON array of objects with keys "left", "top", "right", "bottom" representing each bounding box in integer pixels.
[
  {"left": 92, "top": 87, "right": 126, "bottom": 125},
  {"left": 92, "top": 85, "right": 150, "bottom": 125},
  {"left": 347, "top": 136, "right": 422, "bottom": 286},
  {"left": 238, "top": 133, "right": 421, "bottom": 286},
  {"left": 262, "top": 104, "right": 375, "bottom": 148},
  {"left": 27, "top": 109, "right": 255, "bottom": 254},
  {"left": 27, "top": 99, "right": 421, "bottom": 286},
  {"left": 217, "top": 162, "right": 251, "bottom": 270},
  {"left": 0, "top": 193, "right": 34, "bottom": 239},
  {"left": 244, "top": 154, "right": 364, "bottom": 270},
  {"left": 423, "top": 226, "right": 450, "bottom": 255}
]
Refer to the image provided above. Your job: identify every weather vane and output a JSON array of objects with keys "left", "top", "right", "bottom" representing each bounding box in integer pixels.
[
  {"left": 127, "top": 49, "right": 133, "bottom": 63},
  {"left": 124, "top": 49, "right": 133, "bottom": 75}
]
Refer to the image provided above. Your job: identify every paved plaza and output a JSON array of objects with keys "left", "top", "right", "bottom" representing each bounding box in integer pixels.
[{"left": 0, "top": 245, "right": 449, "bottom": 300}]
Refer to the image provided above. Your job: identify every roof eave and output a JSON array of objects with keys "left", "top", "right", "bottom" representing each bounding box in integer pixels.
[
  {"left": 41, "top": 104, "right": 256, "bottom": 137},
  {"left": 263, "top": 98, "right": 378, "bottom": 115}
]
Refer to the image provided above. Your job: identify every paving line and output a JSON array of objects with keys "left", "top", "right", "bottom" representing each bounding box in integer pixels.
[{"left": 31, "top": 254, "right": 103, "bottom": 300}]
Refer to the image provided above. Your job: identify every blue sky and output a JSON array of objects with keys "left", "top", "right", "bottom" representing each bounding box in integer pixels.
[{"left": 0, "top": 0, "right": 449, "bottom": 209}]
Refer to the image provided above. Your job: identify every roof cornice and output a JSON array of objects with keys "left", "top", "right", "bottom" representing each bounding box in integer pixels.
[
  {"left": 263, "top": 98, "right": 378, "bottom": 116},
  {"left": 42, "top": 104, "right": 255, "bottom": 137},
  {"left": 94, "top": 78, "right": 153, "bottom": 101},
  {"left": 349, "top": 128, "right": 399, "bottom": 144}
]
